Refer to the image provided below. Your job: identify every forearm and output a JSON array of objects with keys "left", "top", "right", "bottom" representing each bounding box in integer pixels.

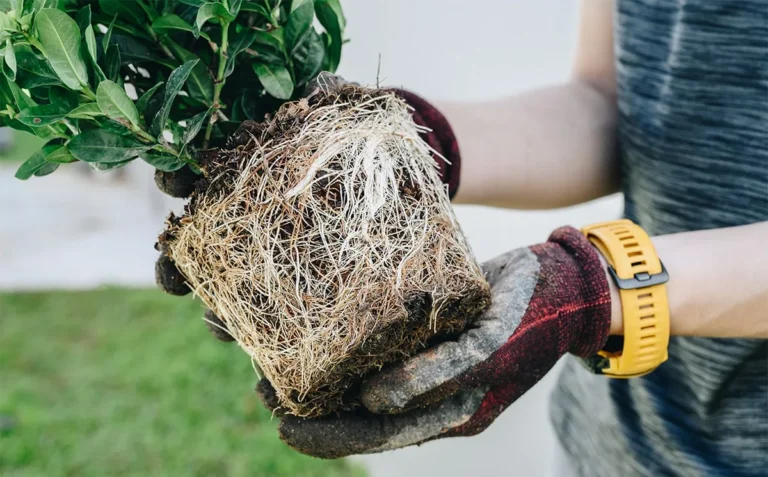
[
  {"left": 436, "top": 81, "right": 620, "bottom": 209},
  {"left": 607, "top": 221, "right": 768, "bottom": 338}
]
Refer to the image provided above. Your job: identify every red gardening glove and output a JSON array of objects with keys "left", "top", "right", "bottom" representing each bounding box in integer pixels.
[
  {"left": 154, "top": 72, "right": 462, "bottom": 342},
  {"left": 263, "top": 226, "right": 612, "bottom": 458}
]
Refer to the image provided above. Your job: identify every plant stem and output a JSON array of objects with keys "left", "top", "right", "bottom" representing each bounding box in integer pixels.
[
  {"left": 203, "top": 20, "right": 230, "bottom": 148},
  {"left": 132, "top": 125, "right": 182, "bottom": 158}
]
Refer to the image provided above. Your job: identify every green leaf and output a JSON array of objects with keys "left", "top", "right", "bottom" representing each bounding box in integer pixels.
[
  {"left": 109, "top": 33, "right": 175, "bottom": 68},
  {"left": 142, "top": 152, "right": 185, "bottom": 172},
  {"left": 67, "top": 102, "right": 102, "bottom": 119},
  {"left": 164, "top": 39, "right": 213, "bottom": 105},
  {"left": 35, "top": 8, "right": 89, "bottom": 90},
  {"left": 194, "top": 2, "right": 235, "bottom": 37},
  {"left": 84, "top": 24, "right": 106, "bottom": 84},
  {"left": 314, "top": 0, "right": 343, "bottom": 71},
  {"left": 0, "top": 12, "right": 15, "bottom": 40},
  {"left": 14, "top": 142, "right": 59, "bottom": 179},
  {"left": 33, "top": 160, "right": 58, "bottom": 176},
  {"left": 292, "top": 29, "right": 323, "bottom": 85},
  {"left": 68, "top": 129, "right": 150, "bottom": 163},
  {"left": 22, "top": 0, "right": 56, "bottom": 15},
  {"left": 229, "top": 0, "right": 243, "bottom": 16},
  {"left": 97, "top": 80, "right": 138, "bottom": 126},
  {"left": 7, "top": 75, "right": 35, "bottom": 109},
  {"left": 153, "top": 13, "right": 211, "bottom": 40},
  {"left": 17, "top": 103, "right": 69, "bottom": 126},
  {"left": 3, "top": 38, "right": 16, "bottom": 80},
  {"left": 152, "top": 14, "right": 193, "bottom": 34},
  {"left": 151, "top": 59, "right": 198, "bottom": 135},
  {"left": 0, "top": 0, "right": 22, "bottom": 15},
  {"left": 224, "top": 28, "right": 256, "bottom": 78},
  {"left": 178, "top": 0, "right": 205, "bottom": 6},
  {"left": 48, "top": 86, "right": 77, "bottom": 110},
  {"left": 44, "top": 144, "right": 76, "bottom": 163},
  {"left": 253, "top": 62, "right": 293, "bottom": 100},
  {"left": 181, "top": 107, "right": 210, "bottom": 148},
  {"left": 102, "top": 15, "right": 115, "bottom": 52},
  {"left": 74, "top": 4, "right": 90, "bottom": 35},
  {"left": 105, "top": 43, "right": 120, "bottom": 82},
  {"left": 135, "top": 81, "right": 163, "bottom": 114},
  {"left": 241, "top": 1, "right": 270, "bottom": 19},
  {"left": 251, "top": 29, "right": 285, "bottom": 64},
  {"left": 285, "top": 0, "right": 313, "bottom": 53},
  {"left": 15, "top": 45, "right": 61, "bottom": 88},
  {"left": 98, "top": 0, "right": 144, "bottom": 25}
]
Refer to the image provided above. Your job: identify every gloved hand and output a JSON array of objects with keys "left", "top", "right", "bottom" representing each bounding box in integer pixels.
[
  {"left": 261, "top": 226, "right": 612, "bottom": 458},
  {"left": 154, "top": 72, "right": 462, "bottom": 341}
]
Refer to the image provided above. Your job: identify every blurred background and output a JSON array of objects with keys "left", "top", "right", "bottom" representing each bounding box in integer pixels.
[{"left": 0, "top": 1, "right": 622, "bottom": 476}]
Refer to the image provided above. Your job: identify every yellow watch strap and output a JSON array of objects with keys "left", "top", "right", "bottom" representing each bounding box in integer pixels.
[{"left": 581, "top": 219, "right": 670, "bottom": 378}]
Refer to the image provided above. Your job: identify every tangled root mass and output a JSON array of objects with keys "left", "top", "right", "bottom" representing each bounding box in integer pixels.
[{"left": 161, "top": 86, "right": 490, "bottom": 417}]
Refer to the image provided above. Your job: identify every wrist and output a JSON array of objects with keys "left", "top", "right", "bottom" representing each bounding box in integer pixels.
[{"left": 594, "top": 248, "right": 624, "bottom": 335}]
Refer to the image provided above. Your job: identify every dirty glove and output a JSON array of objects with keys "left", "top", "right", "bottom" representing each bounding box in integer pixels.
[
  {"left": 263, "top": 226, "right": 612, "bottom": 458},
  {"left": 154, "top": 72, "right": 463, "bottom": 341}
]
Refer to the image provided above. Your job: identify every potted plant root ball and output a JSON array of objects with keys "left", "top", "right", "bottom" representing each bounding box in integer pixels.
[{"left": 160, "top": 84, "right": 491, "bottom": 417}]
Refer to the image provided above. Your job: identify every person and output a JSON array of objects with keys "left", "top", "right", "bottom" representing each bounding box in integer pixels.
[{"left": 155, "top": 0, "right": 768, "bottom": 475}]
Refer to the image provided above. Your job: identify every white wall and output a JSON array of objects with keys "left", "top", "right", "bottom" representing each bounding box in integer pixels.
[{"left": 339, "top": 2, "right": 623, "bottom": 476}]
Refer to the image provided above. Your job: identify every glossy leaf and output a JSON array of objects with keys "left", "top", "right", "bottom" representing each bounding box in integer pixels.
[
  {"left": 14, "top": 142, "right": 59, "bottom": 179},
  {"left": 314, "top": 0, "right": 343, "bottom": 71},
  {"left": 164, "top": 40, "right": 213, "bottom": 105},
  {"left": 105, "top": 44, "right": 120, "bottom": 82},
  {"left": 3, "top": 38, "right": 15, "bottom": 80},
  {"left": 181, "top": 107, "right": 210, "bottom": 148},
  {"left": 17, "top": 103, "right": 69, "bottom": 126},
  {"left": 240, "top": 1, "right": 271, "bottom": 20},
  {"left": 33, "top": 161, "right": 59, "bottom": 176},
  {"left": 142, "top": 152, "right": 186, "bottom": 172},
  {"left": 15, "top": 45, "right": 61, "bottom": 88},
  {"left": 85, "top": 24, "right": 107, "bottom": 83},
  {"left": 224, "top": 28, "right": 256, "bottom": 77},
  {"left": 75, "top": 4, "right": 90, "bottom": 35},
  {"left": 102, "top": 15, "right": 116, "bottom": 51},
  {"left": 285, "top": 0, "right": 313, "bottom": 53},
  {"left": 253, "top": 62, "right": 293, "bottom": 99},
  {"left": 135, "top": 81, "right": 163, "bottom": 113},
  {"left": 98, "top": 0, "right": 144, "bottom": 25},
  {"left": 292, "top": 29, "right": 323, "bottom": 85},
  {"left": 151, "top": 59, "right": 197, "bottom": 135},
  {"left": 68, "top": 129, "right": 150, "bottom": 163},
  {"left": 35, "top": 8, "right": 89, "bottom": 90},
  {"left": 67, "top": 102, "right": 103, "bottom": 119},
  {"left": 97, "top": 80, "right": 139, "bottom": 126},
  {"left": 44, "top": 145, "right": 77, "bottom": 163},
  {"left": 194, "top": 2, "right": 234, "bottom": 36},
  {"left": 152, "top": 13, "right": 211, "bottom": 41}
]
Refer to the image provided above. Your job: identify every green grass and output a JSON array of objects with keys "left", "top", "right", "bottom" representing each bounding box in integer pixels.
[
  {"left": 0, "top": 289, "right": 365, "bottom": 477},
  {"left": 0, "top": 130, "right": 45, "bottom": 163}
]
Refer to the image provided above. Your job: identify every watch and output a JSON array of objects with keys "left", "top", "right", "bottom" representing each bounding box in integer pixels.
[{"left": 579, "top": 219, "right": 670, "bottom": 378}]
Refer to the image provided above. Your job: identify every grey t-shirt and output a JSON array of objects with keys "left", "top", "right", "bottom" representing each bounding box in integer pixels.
[{"left": 550, "top": 1, "right": 768, "bottom": 475}]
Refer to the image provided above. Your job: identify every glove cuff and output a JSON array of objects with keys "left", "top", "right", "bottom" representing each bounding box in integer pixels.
[
  {"left": 390, "top": 89, "right": 461, "bottom": 199},
  {"left": 546, "top": 226, "right": 612, "bottom": 357}
]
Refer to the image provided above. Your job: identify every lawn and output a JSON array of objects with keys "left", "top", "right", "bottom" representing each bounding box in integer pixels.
[
  {"left": 0, "top": 289, "right": 365, "bottom": 477},
  {"left": 0, "top": 130, "right": 45, "bottom": 163}
]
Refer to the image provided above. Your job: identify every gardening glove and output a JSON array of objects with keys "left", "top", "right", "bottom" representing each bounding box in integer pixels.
[
  {"left": 258, "top": 226, "right": 612, "bottom": 459},
  {"left": 154, "top": 72, "right": 463, "bottom": 341}
]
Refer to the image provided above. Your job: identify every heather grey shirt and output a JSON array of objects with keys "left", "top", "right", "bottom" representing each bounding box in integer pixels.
[{"left": 550, "top": 1, "right": 768, "bottom": 476}]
